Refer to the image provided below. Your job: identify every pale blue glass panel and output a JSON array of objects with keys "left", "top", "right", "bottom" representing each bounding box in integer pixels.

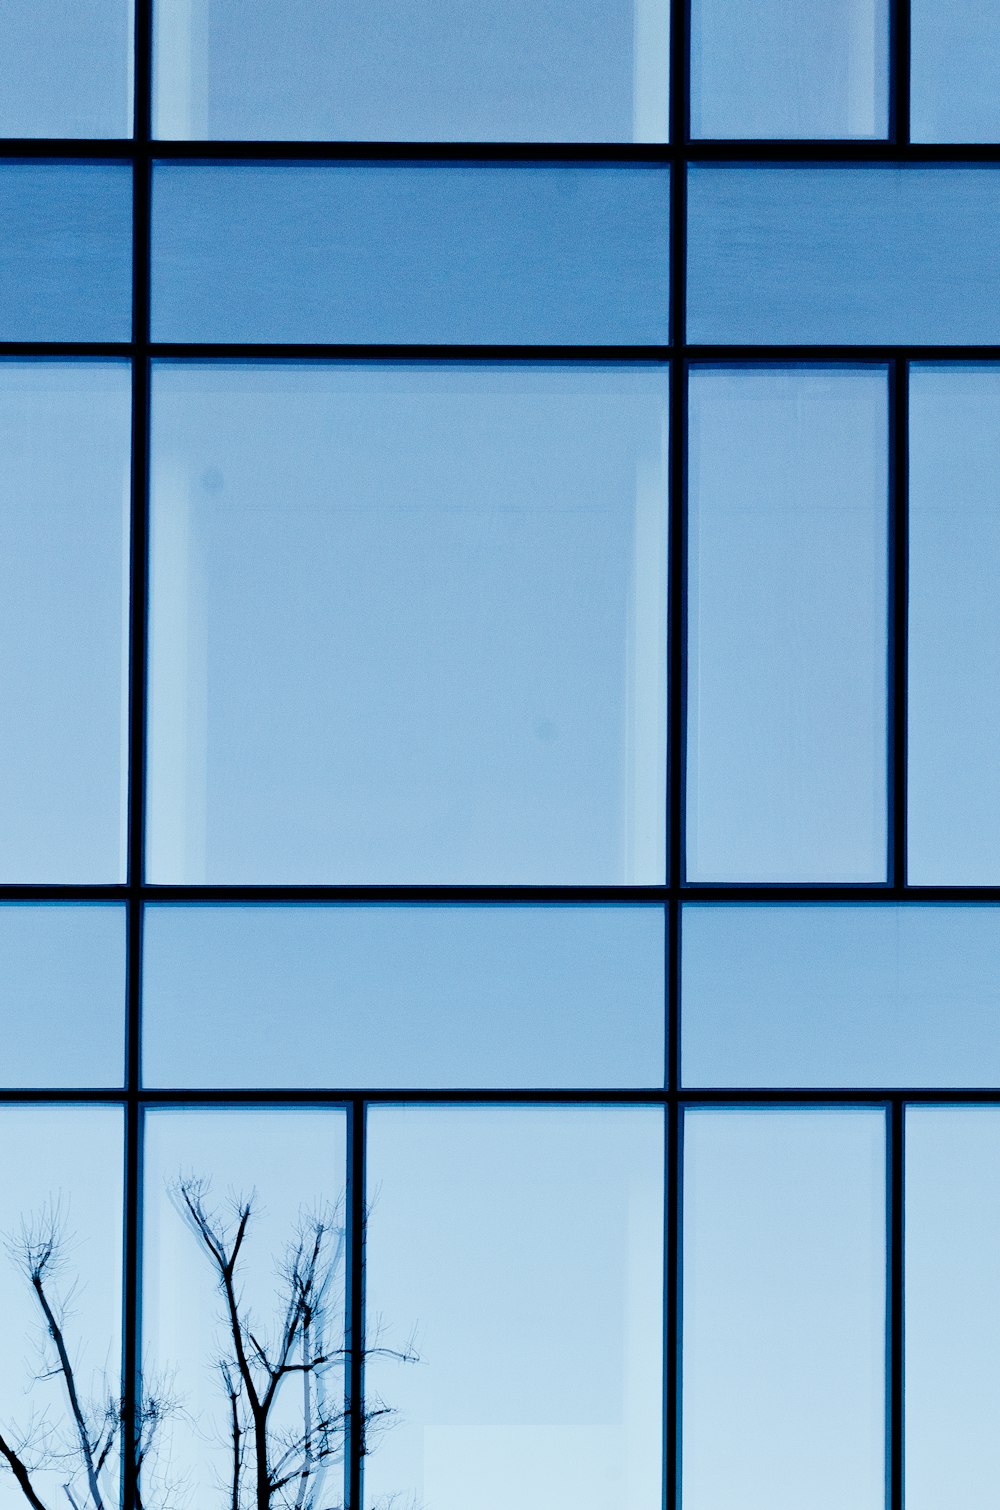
[
  {"left": 0, "top": 1, "right": 132, "bottom": 137},
  {"left": 366, "top": 1106, "right": 664, "bottom": 1510},
  {"left": 909, "top": 366, "right": 1000, "bottom": 883},
  {"left": 688, "top": 167, "right": 1000, "bottom": 345},
  {"left": 0, "top": 905, "right": 125, "bottom": 1088},
  {"left": 912, "top": 0, "right": 1000, "bottom": 141},
  {"left": 682, "top": 904, "right": 1000, "bottom": 1087},
  {"left": 0, "top": 363, "right": 130, "bottom": 880},
  {"left": 142, "top": 904, "right": 665, "bottom": 1089},
  {"left": 683, "top": 1109, "right": 885, "bottom": 1510},
  {"left": 146, "top": 363, "right": 668, "bottom": 884},
  {"left": 0, "top": 1107, "right": 123, "bottom": 1510},
  {"left": 686, "top": 367, "right": 887, "bottom": 882},
  {"left": 691, "top": 0, "right": 887, "bottom": 139},
  {"left": 154, "top": 0, "right": 669, "bottom": 142},
  {"left": 143, "top": 1109, "right": 348, "bottom": 1506},
  {"left": 906, "top": 1109, "right": 1000, "bottom": 1510},
  {"left": 0, "top": 165, "right": 131, "bottom": 341},
  {"left": 151, "top": 163, "right": 669, "bottom": 345}
]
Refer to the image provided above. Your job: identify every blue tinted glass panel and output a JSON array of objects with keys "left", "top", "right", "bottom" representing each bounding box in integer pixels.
[
  {"left": 0, "top": 362, "right": 130, "bottom": 880},
  {"left": 686, "top": 367, "right": 887, "bottom": 882},
  {"left": 0, "top": 0, "right": 131, "bottom": 137},
  {"left": 691, "top": 0, "right": 888, "bottom": 139},
  {"left": 366, "top": 1106, "right": 664, "bottom": 1510},
  {"left": 142, "top": 904, "right": 665, "bottom": 1089},
  {"left": 151, "top": 163, "right": 669, "bottom": 345},
  {"left": 146, "top": 363, "right": 667, "bottom": 885},
  {"left": 912, "top": 0, "right": 1000, "bottom": 141},
  {"left": 0, "top": 905, "right": 125, "bottom": 1088},
  {"left": 683, "top": 1109, "right": 885, "bottom": 1510},
  {"left": 909, "top": 366, "right": 1000, "bottom": 883},
  {"left": 688, "top": 167, "right": 1000, "bottom": 345},
  {"left": 154, "top": 0, "right": 669, "bottom": 142},
  {"left": 906, "top": 1109, "right": 1000, "bottom": 1510},
  {"left": 0, "top": 165, "right": 131, "bottom": 341},
  {"left": 682, "top": 904, "right": 1000, "bottom": 1087}
]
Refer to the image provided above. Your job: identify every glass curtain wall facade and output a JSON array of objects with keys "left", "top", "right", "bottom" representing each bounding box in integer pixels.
[{"left": 0, "top": 1, "right": 998, "bottom": 1508}]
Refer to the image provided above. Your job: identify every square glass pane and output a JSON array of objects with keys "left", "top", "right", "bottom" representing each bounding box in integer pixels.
[
  {"left": 154, "top": 0, "right": 669, "bottom": 142},
  {"left": 691, "top": 0, "right": 888, "bottom": 139},
  {"left": 0, "top": 362, "right": 130, "bottom": 881},
  {"left": 686, "top": 366, "right": 888, "bottom": 882},
  {"left": 142, "top": 904, "right": 666, "bottom": 1089},
  {"left": 146, "top": 363, "right": 668, "bottom": 885},
  {"left": 365, "top": 1105, "right": 664, "bottom": 1510},
  {"left": 150, "top": 162, "right": 670, "bottom": 346},
  {"left": 0, "top": 0, "right": 132, "bottom": 137},
  {"left": 912, "top": 0, "right": 1000, "bottom": 141},
  {"left": 909, "top": 365, "right": 1000, "bottom": 883},
  {"left": 683, "top": 1108, "right": 885, "bottom": 1510},
  {"left": 142, "top": 1108, "right": 348, "bottom": 1507}
]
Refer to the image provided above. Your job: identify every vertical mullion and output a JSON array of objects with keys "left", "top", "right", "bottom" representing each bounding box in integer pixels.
[
  {"left": 887, "top": 1099, "right": 904, "bottom": 1510},
  {"left": 889, "top": 359, "right": 908, "bottom": 890},
  {"left": 890, "top": 0, "right": 911, "bottom": 145},
  {"left": 346, "top": 1098, "right": 367, "bottom": 1510}
]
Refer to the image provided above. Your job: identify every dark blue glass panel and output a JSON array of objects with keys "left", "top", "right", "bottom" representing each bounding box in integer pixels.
[
  {"left": 151, "top": 163, "right": 670, "bottom": 345},
  {"left": 0, "top": 164, "right": 132, "bottom": 341},
  {"left": 688, "top": 167, "right": 1000, "bottom": 345}
]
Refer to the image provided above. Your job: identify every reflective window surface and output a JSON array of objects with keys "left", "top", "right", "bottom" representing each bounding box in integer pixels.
[
  {"left": 0, "top": 0, "right": 132, "bottom": 137},
  {"left": 911, "top": 0, "right": 1000, "bottom": 140}
]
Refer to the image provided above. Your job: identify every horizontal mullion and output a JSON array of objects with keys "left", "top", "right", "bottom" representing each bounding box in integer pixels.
[
  {"left": 5, "top": 1087, "right": 1000, "bottom": 1104},
  {"left": 7, "top": 883, "right": 1000, "bottom": 903},
  {"left": 11, "top": 343, "right": 1000, "bottom": 362}
]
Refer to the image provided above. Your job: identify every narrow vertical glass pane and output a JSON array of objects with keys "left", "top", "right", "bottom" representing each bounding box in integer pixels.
[
  {"left": 909, "top": 366, "right": 1000, "bottom": 883},
  {"left": 686, "top": 367, "right": 888, "bottom": 881},
  {"left": 154, "top": 0, "right": 669, "bottom": 142},
  {"left": 906, "top": 1108, "right": 1000, "bottom": 1510},
  {"left": 0, "top": 1107, "right": 123, "bottom": 1510},
  {"left": 365, "top": 1106, "right": 664, "bottom": 1510},
  {"left": 683, "top": 1109, "right": 885, "bottom": 1510},
  {"left": 142, "top": 1109, "right": 348, "bottom": 1506},
  {"left": 912, "top": 0, "right": 1000, "bottom": 141},
  {"left": 147, "top": 363, "right": 667, "bottom": 885},
  {"left": 0, "top": 0, "right": 132, "bottom": 137},
  {"left": 0, "top": 363, "right": 130, "bottom": 881},
  {"left": 691, "top": 0, "right": 888, "bottom": 139}
]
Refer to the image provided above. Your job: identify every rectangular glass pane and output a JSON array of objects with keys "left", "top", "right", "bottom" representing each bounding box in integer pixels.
[
  {"left": 0, "top": 1107, "right": 123, "bottom": 1510},
  {"left": 688, "top": 167, "right": 1000, "bottom": 345},
  {"left": 142, "top": 904, "right": 665, "bottom": 1089},
  {"left": 142, "top": 1109, "right": 348, "bottom": 1507},
  {"left": 682, "top": 904, "right": 1000, "bottom": 1087},
  {"left": 0, "top": 362, "right": 130, "bottom": 880},
  {"left": 691, "top": 0, "right": 887, "bottom": 139},
  {"left": 909, "top": 365, "right": 1000, "bottom": 883},
  {"left": 0, "top": 0, "right": 132, "bottom": 137},
  {"left": 154, "top": 0, "right": 669, "bottom": 142},
  {"left": 0, "top": 905, "right": 125, "bottom": 1088},
  {"left": 147, "top": 362, "right": 667, "bottom": 885},
  {"left": 912, "top": 0, "right": 1000, "bottom": 141},
  {"left": 686, "top": 366, "right": 887, "bottom": 882},
  {"left": 365, "top": 1105, "right": 664, "bottom": 1510},
  {"left": 151, "top": 163, "right": 669, "bottom": 345},
  {"left": 0, "top": 164, "right": 131, "bottom": 342},
  {"left": 683, "top": 1108, "right": 885, "bottom": 1510},
  {"left": 906, "top": 1108, "right": 1000, "bottom": 1510}
]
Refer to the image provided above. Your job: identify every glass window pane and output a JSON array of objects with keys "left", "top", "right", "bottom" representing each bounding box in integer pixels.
[
  {"left": 150, "top": 163, "right": 670, "bottom": 346},
  {"left": 154, "top": 0, "right": 669, "bottom": 143},
  {"left": 365, "top": 1105, "right": 664, "bottom": 1510},
  {"left": 683, "top": 1109, "right": 885, "bottom": 1510},
  {"left": 906, "top": 1108, "right": 1000, "bottom": 1510},
  {"left": 0, "top": 0, "right": 132, "bottom": 137},
  {"left": 0, "top": 1107, "right": 123, "bottom": 1510},
  {"left": 0, "top": 362, "right": 130, "bottom": 881},
  {"left": 0, "top": 904, "right": 125, "bottom": 1088},
  {"left": 912, "top": 0, "right": 1000, "bottom": 141},
  {"left": 142, "top": 904, "right": 665, "bottom": 1089},
  {"left": 0, "top": 164, "right": 131, "bottom": 342},
  {"left": 146, "top": 363, "right": 668, "bottom": 885},
  {"left": 686, "top": 366, "right": 887, "bottom": 882},
  {"left": 682, "top": 904, "right": 1000, "bottom": 1087},
  {"left": 909, "top": 365, "right": 1000, "bottom": 883},
  {"left": 690, "top": 0, "right": 887, "bottom": 139},
  {"left": 688, "top": 167, "right": 1000, "bottom": 345},
  {"left": 142, "top": 1109, "right": 348, "bottom": 1506}
]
